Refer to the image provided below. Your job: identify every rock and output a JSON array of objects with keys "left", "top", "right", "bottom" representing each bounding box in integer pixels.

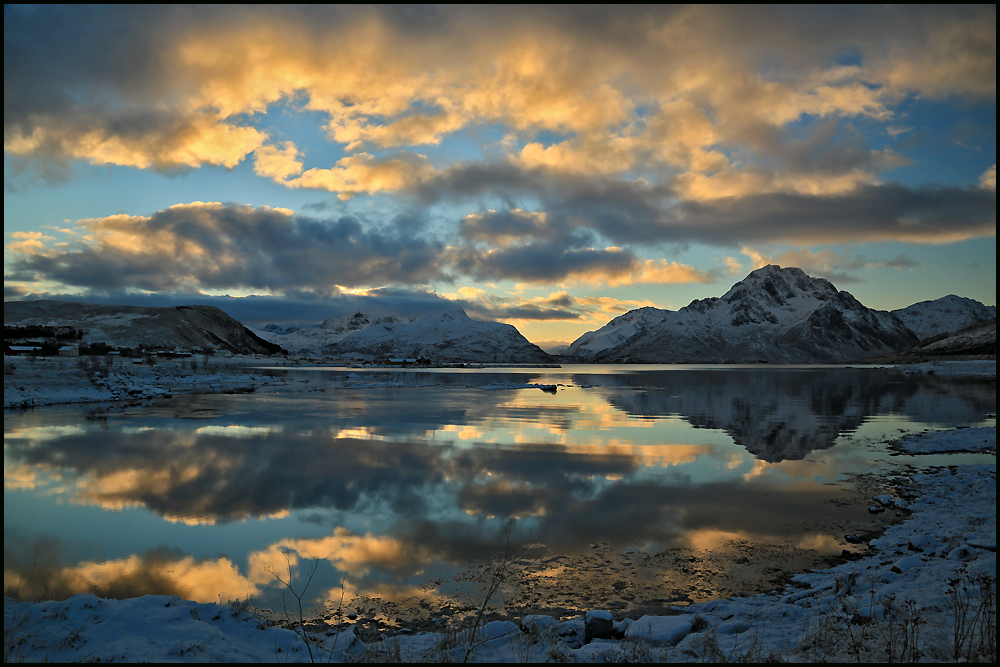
[
  {"left": 481, "top": 620, "right": 519, "bottom": 639},
  {"left": 968, "top": 538, "right": 996, "bottom": 551},
  {"left": 716, "top": 620, "right": 752, "bottom": 635},
  {"left": 907, "top": 535, "right": 936, "bottom": 552},
  {"left": 585, "top": 610, "right": 613, "bottom": 642},
  {"left": 554, "top": 617, "right": 586, "bottom": 649},
  {"left": 624, "top": 614, "right": 696, "bottom": 647},
  {"left": 520, "top": 615, "right": 557, "bottom": 635},
  {"left": 946, "top": 545, "right": 975, "bottom": 561},
  {"left": 890, "top": 555, "right": 924, "bottom": 574}
]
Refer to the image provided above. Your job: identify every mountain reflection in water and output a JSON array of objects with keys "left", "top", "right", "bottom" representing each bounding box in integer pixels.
[{"left": 4, "top": 366, "right": 995, "bottom": 619}]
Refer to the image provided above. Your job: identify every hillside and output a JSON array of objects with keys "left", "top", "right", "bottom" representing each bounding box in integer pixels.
[
  {"left": 251, "top": 312, "right": 417, "bottom": 357},
  {"left": 4, "top": 300, "right": 283, "bottom": 356},
  {"left": 891, "top": 295, "right": 996, "bottom": 341},
  {"left": 323, "top": 309, "right": 554, "bottom": 364},
  {"left": 864, "top": 317, "right": 997, "bottom": 363}
]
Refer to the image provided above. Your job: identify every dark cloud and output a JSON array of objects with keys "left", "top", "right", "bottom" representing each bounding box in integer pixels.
[
  {"left": 672, "top": 183, "right": 996, "bottom": 246},
  {"left": 421, "top": 161, "right": 996, "bottom": 248},
  {"left": 448, "top": 242, "right": 637, "bottom": 283},
  {"left": 1, "top": 286, "right": 580, "bottom": 329},
  {"left": 459, "top": 208, "right": 563, "bottom": 244},
  {"left": 9, "top": 203, "right": 451, "bottom": 292},
  {"left": 10, "top": 178, "right": 990, "bottom": 299},
  {"left": 745, "top": 119, "right": 909, "bottom": 176}
]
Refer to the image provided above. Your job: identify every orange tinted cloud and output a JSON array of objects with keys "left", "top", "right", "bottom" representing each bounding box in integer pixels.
[
  {"left": 566, "top": 257, "right": 713, "bottom": 287},
  {"left": 10, "top": 5, "right": 992, "bottom": 197}
]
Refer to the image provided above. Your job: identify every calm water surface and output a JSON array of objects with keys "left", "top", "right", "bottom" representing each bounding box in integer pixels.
[{"left": 4, "top": 365, "right": 995, "bottom": 622}]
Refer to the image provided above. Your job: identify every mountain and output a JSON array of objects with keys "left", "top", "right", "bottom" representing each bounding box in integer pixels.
[
  {"left": 4, "top": 300, "right": 283, "bottom": 355},
  {"left": 322, "top": 308, "right": 554, "bottom": 363},
  {"left": 890, "top": 295, "right": 996, "bottom": 341},
  {"left": 564, "top": 306, "right": 670, "bottom": 359},
  {"left": 565, "top": 265, "right": 920, "bottom": 364},
  {"left": 252, "top": 312, "right": 416, "bottom": 357},
  {"left": 864, "top": 317, "right": 996, "bottom": 363}
]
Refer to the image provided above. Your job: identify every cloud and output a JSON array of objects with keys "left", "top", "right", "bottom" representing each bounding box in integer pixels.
[
  {"left": 672, "top": 183, "right": 996, "bottom": 246},
  {"left": 981, "top": 164, "right": 997, "bottom": 190},
  {"left": 282, "top": 152, "right": 437, "bottom": 199},
  {"left": 574, "top": 295, "right": 660, "bottom": 315},
  {"left": 434, "top": 167, "right": 995, "bottom": 248},
  {"left": 252, "top": 141, "right": 303, "bottom": 180},
  {"left": 6, "top": 5, "right": 993, "bottom": 196},
  {"left": 7, "top": 202, "right": 450, "bottom": 292},
  {"left": 741, "top": 246, "right": 919, "bottom": 283},
  {"left": 447, "top": 241, "right": 704, "bottom": 286},
  {"left": 4, "top": 5, "right": 994, "bottom": 310},
  {"left": 5, "top": 231, "right": 55, "bottom": 254},
  {"left": 440, "top": 287, "right": 584, "bottom": 323},
  {"left": 5, "top": 109, "right": 267, "bottom": 172}
]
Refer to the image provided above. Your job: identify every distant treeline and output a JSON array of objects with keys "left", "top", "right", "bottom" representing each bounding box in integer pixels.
[{"left": 5, "top": 325, "right": 84, "bottom": 341}]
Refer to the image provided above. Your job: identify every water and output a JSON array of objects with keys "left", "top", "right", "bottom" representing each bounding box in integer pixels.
[{"left": 4, "top": 365, "right": 995, "bottom": 624}]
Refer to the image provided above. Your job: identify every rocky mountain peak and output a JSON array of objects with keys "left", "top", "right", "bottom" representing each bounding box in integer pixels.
[{"left": 566, "top": 266, "right": 921, "bottom": 363}]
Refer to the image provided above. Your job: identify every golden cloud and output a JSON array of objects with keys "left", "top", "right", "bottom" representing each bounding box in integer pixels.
[
  {"left": 13, "top": 6, "right": 985, "bottom": 200},
  {"left": 5, "top": 114, "right": 267, "bottom": 171},
  {"left": 5, "top": 231, "right": 55, "bottom": 255},
  {"left": 566, "top": 257, "right": 712, "bottom": 287},
  {"left": 282, "top": 152, "right": 435, "bottom": 198},
  {"left": 253, "top": 141, "right": 304, "bottom": 180},
  {"left": 981, "top": 164, "right": 997, "bottom": 190}
]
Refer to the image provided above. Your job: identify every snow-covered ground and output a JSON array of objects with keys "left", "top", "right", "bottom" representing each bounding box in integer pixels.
[
  {"left": 3, "top": 355, "right": 292, "bottom": 409},
  {"left": 893, "top": 359, "right": 997, "bottom": 376},
  {"left": 5, "top": 423, "right": 995, "bottom": 662}
]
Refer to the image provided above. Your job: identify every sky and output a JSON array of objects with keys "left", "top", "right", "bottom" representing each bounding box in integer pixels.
[{"left": 3, "top": 5, "right": 996, "bottom": 347}]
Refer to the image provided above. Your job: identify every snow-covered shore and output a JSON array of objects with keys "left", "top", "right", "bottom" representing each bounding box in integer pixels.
[
  {"left": 4, "top": 425, "right": 995, "bottom": 662},
  {"left": 3, "top": 355, "right": 291, "bottom": 409},
  {"left": 892, "top": 358, "right": 997, "bottom": 376}
]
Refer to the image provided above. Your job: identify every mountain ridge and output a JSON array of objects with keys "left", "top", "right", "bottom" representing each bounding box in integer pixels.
[
  {"left": 565, "top": 266, "right": 929, "bottom": 364},
  {"left": 3, "top": 300, "right": 283, "bottom": 356}
]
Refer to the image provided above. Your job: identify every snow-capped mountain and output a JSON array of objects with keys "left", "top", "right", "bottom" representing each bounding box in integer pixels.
[
  {"left": 566, "top": 265, "right": 920, "bottom": 364},
  {"left": 251, "top": 312, "right": 415, "bottom": 357},
  {"left": 869, "top": 317, "right": 997, "bottom": 362},
  {"left": 260, "top": 323, "right": 301, "bottom": 335},
  {"left": 563, "top": 306, "right": 670, "bottom": 359},
  {"left": 323, "top": 308, "right": 554, "bottom": 363},
  {"left": 4, "top": 300, "right": 283, "bottom": 355},
  {"left": 890, "top": 295, "right": 996, "bottom": 341}
]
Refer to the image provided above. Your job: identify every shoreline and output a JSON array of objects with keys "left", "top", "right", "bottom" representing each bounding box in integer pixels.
[{"left": 5, "top": 356, "right": 995, "bottom": 410}]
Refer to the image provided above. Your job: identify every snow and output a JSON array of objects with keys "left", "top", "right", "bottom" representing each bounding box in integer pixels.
[
  {"left": 480, "top": 382, "right": 560, "bottom": 392},
  {"left": 254, "top": 309, "right": 552, "bottom": 363},
  {"left": 3, "top": 355, "right": 291, "bottom": 408},
  {"left": 891, "top": 295, "right": 996, "bottom": 341},
  {"left": 564, "top": 306, "right": 669, "bottom": 358},
  {"left": 5, "top": 424, "right": 995, "bottom": 662},
  {"left": 326, "top": 308, "right": 552, "bottom": 363},
  {"left": 896, "top": 359, "right": 997, "bottom": 376},
  {"left": 251, "top": 312, "right": 416, "bottom": 357},
  {"left": 891, "top": 426, "right": 996, "bottom": 454},
  {"left": 564, "top": 265, "right": 921, "bottom": 363},
  {"left": 624, "top": 614, "right": 696, "bottom": 646}
]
